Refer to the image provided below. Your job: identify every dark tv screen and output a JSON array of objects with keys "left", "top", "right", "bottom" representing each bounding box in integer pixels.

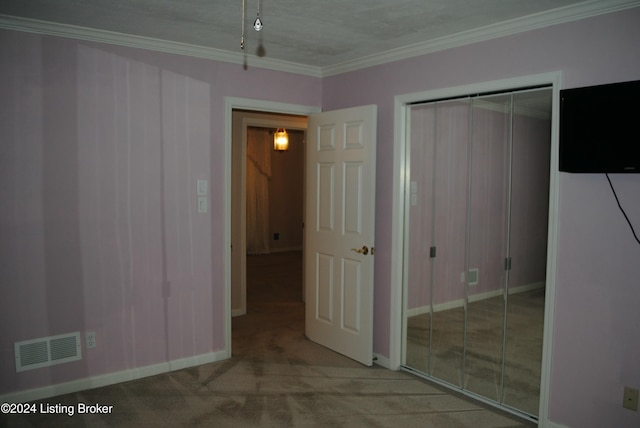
[{"left": 559, "top": 80, "right": 640, "bottom": 173}]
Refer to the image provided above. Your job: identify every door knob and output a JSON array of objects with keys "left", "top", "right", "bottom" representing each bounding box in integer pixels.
[{"left": 351, "top": 245, "right": 369, "bottom": 255}]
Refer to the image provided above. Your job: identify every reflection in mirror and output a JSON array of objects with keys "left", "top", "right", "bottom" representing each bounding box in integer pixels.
[
  {"left": 405, "top": 99, "right": 471, "bottom": 387},
  {"left": 403, "top": 88, "right": 551, "bottom": 419},
  {"left": 464, "top": 94, "right": 512, "bottom": 402},
  {"left": 405, "top": 103, "right": 435, "bottom": 374},
  {"left": 502, "top": 90, "right": 550, "bottom": 414},
  {"left": 429, "top": 99, "right": 470, "bottom": 387}
]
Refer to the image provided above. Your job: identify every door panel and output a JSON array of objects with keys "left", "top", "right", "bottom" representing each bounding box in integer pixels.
[
  {"left": 402, "top": 88, "right": 551, "bottom": 417},
  {"left": 465, "top": 94, "right": 511, "bottom": 401},
  {"left": 305, "top": 105, "right": 377, "bottom": 366},
  {"left": 316, "top": 252, "right": 334, "bottom": 323},
  {"left": 502, "top": 90, "right": 551, "bottom": 414}
]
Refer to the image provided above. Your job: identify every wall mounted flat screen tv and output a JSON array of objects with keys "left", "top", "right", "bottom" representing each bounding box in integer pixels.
[{"left": 559, "top": 80, "right": 640, "bottom": 173}]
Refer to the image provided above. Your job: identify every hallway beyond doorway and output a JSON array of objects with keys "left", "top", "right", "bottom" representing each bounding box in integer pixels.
[{"left": 246, "top": 251, "right": 302, "bottom": 305}]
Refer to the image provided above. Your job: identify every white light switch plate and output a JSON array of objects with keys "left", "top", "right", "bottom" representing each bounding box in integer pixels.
[
  {"left": 197, "top": 196, "right": 208, "bottom": 213},
  {"left": 197, "top": 180, "right": 208, "bottom": 196}
]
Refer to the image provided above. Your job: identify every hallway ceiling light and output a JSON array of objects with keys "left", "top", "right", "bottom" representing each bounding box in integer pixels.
[{"left": 274, "top": 128, "right": 289, "bottom": 151}]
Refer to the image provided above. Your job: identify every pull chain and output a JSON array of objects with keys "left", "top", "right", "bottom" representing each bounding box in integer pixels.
[
  {"left": 240, "top": 0, "right": 245, "bottom": 49},
  {"left": 253, "top": 0, "right": 263, "bottom": 31}
]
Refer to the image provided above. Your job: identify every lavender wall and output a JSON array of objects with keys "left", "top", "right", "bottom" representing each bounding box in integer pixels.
[
  {"left": 322, "top": 7, "right": 640, "bottom": 427},
  {"left": 1, "top": 7, "right": 639, "bottom": 426},
  {"left": 0, "top": 29, "right": 321, "bottom": 396},
  {"left": 406, "top": 99, "right": 550, "bottom": 311}
]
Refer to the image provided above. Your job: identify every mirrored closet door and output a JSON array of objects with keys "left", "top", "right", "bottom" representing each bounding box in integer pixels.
[{"left": 402, "top": 88, "right": 551, "bottom": 418}]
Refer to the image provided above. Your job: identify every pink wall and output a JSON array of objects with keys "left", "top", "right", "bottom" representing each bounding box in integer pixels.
[
  {"left": 406, "top": 98, "right": 550, "bottom": 311},
  {"left": 322, "top": 7, "right": 640, "bottom": 427},
  {"left": 1, "top": 6, "right": 639, "bottom": 427},
  {"left": 0, "top": 29, "right": 321, "bottom": 395}
]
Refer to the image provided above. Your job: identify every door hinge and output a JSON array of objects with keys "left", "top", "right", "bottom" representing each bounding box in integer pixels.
[
  {"left": 430, "top": 246, "right": 436, "bottom": 259},
  {"left": 505, "top": 257, "right": 512, "bottom": 271}
]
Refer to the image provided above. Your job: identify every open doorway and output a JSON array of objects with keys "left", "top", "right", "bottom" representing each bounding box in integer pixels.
[
  {"left": 230, "top": 109, "right": 308, "bottom": 319},
  {"left": 223, "top": 97, "right": 320, "bottom": 360},
  {"left": 243, "top": 123, "right": 306, "bottom": 313},
  {"left": 225, "top": 99, "right": 377, "bottom": 366},
  {"left": 229, "top": 110, "right": 309, "bottom": 359}
]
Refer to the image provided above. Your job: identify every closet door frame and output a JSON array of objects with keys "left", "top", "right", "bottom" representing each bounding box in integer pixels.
[{"left": 390, "top": 71, "right": 562, "bottom": 424}]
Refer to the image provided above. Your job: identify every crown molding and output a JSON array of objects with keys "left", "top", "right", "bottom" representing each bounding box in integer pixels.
[
  {"left": 2, "top": 0, "right": 638, "bottom": 79},
  {"left": 321, "top": 0, "right": 640, "bottom": 77},
  {"left": 0, "top": 14, "right": 323, "bottom": 78}
]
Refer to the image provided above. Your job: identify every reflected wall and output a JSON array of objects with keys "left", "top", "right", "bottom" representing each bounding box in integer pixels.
[{"left": 404, "top": 88, "right": 551, "bottom": 417}]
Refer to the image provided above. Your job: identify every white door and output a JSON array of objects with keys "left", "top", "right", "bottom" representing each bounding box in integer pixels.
[{"left": 305, "top": 105, "right": 377, "bottom": 366}]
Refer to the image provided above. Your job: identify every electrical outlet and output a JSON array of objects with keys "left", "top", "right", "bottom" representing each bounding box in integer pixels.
[
  {"left": 86, "top": 332, "right": 97, "bottom": 349},
  {"left": 623, "top": 386, "right": 639, "bottom": 411}
]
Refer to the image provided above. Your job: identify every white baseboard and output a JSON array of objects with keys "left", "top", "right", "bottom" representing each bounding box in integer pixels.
[
  {"left": 0, "top": 349, "right": 229, "bottom": 404},
  {"left": 232, "top": 308, "right": 246, "bottom": 317},
  {"left": 541, "top": 420, "right": 569, "bottom": 428},
  {"left": 373, "top": 352, "right": 392, "bottom": 370},
  {"left": 407, "top": 282, "right": 545, "bottom": 318}
]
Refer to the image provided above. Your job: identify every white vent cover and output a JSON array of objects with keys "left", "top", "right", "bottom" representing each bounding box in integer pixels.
[{"left": 15, "top": 332, "right": 82, "bottom": 372}]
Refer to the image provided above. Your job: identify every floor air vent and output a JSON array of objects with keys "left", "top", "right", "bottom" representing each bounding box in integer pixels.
[{"left": 15, "top": 332, "right": 82, "bottom": 372}]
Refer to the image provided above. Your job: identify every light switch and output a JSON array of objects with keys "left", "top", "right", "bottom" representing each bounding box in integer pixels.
[
  {"left": 197, "top": 179, "right": 208, "bottom": 196},
  {"left": 197, "top": 196, "right": 208, "bottom": 213}
]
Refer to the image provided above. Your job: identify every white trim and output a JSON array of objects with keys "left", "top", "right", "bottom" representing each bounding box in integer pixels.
[
  {"left": 391, "top": 71, "right": 562, "bottom": 427},
  {"left": 224, "top": 97, "right": 320, "bottom": 359},
  {"left": 2, "top": 1, "right": 637, "bottom": 78},
  {"left": 373, "top": 353, "right": 391, "bottom": 370},
  {"left": 543, "top": 421, "right": 570, "bottom": 428},
  {"left": 321, "top": 0, "right": 639, "bottom": 76},
  {"left": 0, "top": 15, "right": 322, "bottom": 78},
  {"left": 0, "top": 350, "right": 227, "bottom": 404},
  {"left": 538, "top": 72, "right": 563, "bottom": 428}
]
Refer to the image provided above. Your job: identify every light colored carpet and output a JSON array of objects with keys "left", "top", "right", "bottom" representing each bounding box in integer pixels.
[
  {"left": 406, "top": 288, "right": 545, "bottom": 416},
  {"left": 1, "top": 252, "right": 534, "bottom": 427}
]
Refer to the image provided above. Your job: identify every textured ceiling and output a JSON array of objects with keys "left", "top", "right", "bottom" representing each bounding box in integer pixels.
[{"left": 1, "top": 0, "right": 638, "bottom": 73}]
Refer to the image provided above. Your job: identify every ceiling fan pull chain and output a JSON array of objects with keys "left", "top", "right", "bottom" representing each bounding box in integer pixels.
[
  {"left": 240, "top": 0, "right": 245, "bottom": 49},
  {"left": 253, "top": 0, "right": 263, "bottom": 31}
]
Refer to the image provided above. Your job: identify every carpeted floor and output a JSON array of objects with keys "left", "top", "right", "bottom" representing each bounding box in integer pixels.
[
  {"left": 406, "top": 288, "right": 545, "bottom": 416},
  {"left": 1, "top": 251, "right": 534, "bottom": 427}
]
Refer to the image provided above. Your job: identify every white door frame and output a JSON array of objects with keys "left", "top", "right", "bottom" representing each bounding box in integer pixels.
[
  {"left": 390, "top": 72, "right": 562, "bottom": 424},
  {"left": 224, "top": 97, "right": 321, "bottom": 357}
]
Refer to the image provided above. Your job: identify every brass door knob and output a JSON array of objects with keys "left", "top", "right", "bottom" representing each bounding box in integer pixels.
[{"left": 351, "top": 245, "right": 369, "bottom": 255}]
